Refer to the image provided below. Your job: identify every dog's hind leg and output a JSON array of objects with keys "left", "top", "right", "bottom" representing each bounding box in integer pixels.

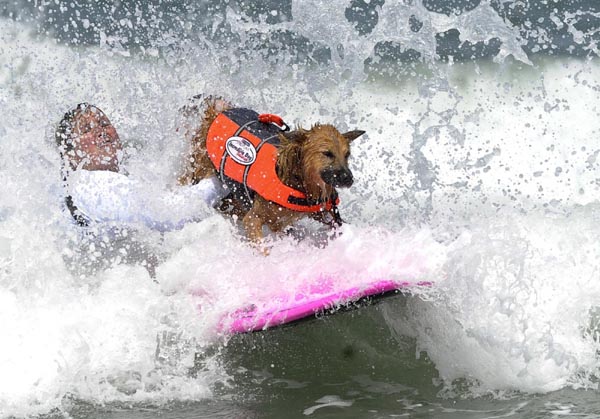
[{"left": 179, "top": 96, "right": 233, "bottom": 185}]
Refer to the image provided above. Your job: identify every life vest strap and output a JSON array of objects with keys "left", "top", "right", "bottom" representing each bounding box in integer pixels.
[{"left": 287, "top": 189, "right": 339, "bottom": 212}]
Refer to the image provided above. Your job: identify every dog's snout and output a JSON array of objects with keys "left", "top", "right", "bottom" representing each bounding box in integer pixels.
[
  {"left": 337, "top": 168, "right": 353, "bottom": 187},
  {"left": 321, "top": 167, "right": 354, "bottom": 188}
]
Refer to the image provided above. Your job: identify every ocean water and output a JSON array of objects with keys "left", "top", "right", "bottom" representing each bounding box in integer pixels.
[{"left": 2, "top": 0, "right": 600, "bottom": 417}]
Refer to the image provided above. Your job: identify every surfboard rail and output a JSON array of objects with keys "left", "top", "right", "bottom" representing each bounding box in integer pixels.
[{"left": 219, "top": 279, "right": 432, "bottom": 334}]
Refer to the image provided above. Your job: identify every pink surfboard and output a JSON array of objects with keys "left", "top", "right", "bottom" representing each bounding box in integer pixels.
[{"left": 219, "top": 278, "right": 431, "bottom": 334}]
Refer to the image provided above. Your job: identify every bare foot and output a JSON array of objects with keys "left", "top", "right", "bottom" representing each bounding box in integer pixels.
[{"left": 210, "top": 97, "right": 231, "bottom": 113}]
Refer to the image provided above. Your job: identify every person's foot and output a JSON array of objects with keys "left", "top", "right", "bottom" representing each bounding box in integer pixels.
[{"left": 211, "top": 97, "right": 231, "bottom": 113}]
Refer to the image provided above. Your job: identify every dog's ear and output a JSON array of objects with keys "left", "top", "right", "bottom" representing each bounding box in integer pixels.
[
  {"left": 342, "top": 130, "right": 366, "bottom": 142},
  {"left": 276, "top": 134, "right": 303, "bottom": 183},
  {"left": 281, "top": 130, "right": 308, "bottom": 144}
]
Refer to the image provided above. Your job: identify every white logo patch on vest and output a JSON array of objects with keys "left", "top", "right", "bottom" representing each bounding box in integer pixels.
[{"left": 225, "top": 136, "right": 257, "bottom": 165}]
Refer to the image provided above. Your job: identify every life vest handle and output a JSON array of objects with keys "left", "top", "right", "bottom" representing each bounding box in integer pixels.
[{"left": 258, "top": 113, "right": 290, "bottom": 132}]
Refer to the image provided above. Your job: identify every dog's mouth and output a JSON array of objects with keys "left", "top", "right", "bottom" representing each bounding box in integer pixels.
[{"left": 321, "top": 168, "right": 354, "bottom": 188}]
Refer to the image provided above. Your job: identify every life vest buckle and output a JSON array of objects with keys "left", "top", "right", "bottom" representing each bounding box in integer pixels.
[{"left": 258, "top": 113, "right": 290, "bottom": 132}]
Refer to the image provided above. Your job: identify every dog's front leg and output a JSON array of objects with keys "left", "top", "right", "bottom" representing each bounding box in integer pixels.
[
  {"left": 243, "top": 210, "right": 264, "bottom": 243},
  {"left": 242, "top": 203, "right": 268, "bottom": 254},
  {"left": 311, "top": 208, "right": 343, "bottom": 229}
]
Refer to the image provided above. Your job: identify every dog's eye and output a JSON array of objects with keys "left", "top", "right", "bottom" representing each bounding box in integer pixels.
[{"left": 322, "top": 151, "right": 335, "bottom": 159}]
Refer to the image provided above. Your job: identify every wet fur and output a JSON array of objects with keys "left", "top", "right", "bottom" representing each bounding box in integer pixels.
[{"left": 179, "top": 97, "right": 364, "bottom": 245}]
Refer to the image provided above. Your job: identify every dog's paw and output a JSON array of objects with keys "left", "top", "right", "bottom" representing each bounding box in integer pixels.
[{"left": 248, "top": 241, "right": 271, "bottom": 256}]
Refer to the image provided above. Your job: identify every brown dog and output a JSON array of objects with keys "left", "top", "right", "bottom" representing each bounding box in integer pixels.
[{"left": 179, "top": 96, "right": 365, "bottom": 246}]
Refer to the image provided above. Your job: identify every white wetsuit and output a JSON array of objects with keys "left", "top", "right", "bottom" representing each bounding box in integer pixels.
[
  {"left": 66, "top": 170, "right": 227, "bottom": 232},
  {"left": 61, "top": 170, "right": 228, "bottom": 277}
]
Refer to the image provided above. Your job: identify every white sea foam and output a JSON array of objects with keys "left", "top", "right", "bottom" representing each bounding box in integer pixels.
[{"left": 2, "top": 0, "right": 600, "bottom": 415}]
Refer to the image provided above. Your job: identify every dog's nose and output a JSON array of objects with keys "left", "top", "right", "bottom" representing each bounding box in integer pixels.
[
  {"left": 321, "top": 168, "right": 353, "bottom": 188},
  {"left": 336, "top": 168, "right": 354, "bottom": 187}
]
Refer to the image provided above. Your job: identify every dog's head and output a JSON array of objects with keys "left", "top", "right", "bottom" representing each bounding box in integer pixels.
[{"left": 280, "top": 124, "right": 365, "bottom": 198}]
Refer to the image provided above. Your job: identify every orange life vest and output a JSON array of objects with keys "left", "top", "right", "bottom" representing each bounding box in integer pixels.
[{"left": 206, "top": 108, "right": 338, "bottom": 212}]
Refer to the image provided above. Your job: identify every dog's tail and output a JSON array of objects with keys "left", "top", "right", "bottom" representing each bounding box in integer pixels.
[{"left": 178, "top": 95, "right": 232, "bottom": 185}]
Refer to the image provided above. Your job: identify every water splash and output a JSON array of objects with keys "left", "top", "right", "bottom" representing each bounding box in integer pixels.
[{"left": 2, "top": 1, "right": 600, "bottom": 415}]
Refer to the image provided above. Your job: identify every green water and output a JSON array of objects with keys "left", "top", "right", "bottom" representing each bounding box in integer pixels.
[{"left": 55, "top": 299, "right": 600, "bottom": 419}]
